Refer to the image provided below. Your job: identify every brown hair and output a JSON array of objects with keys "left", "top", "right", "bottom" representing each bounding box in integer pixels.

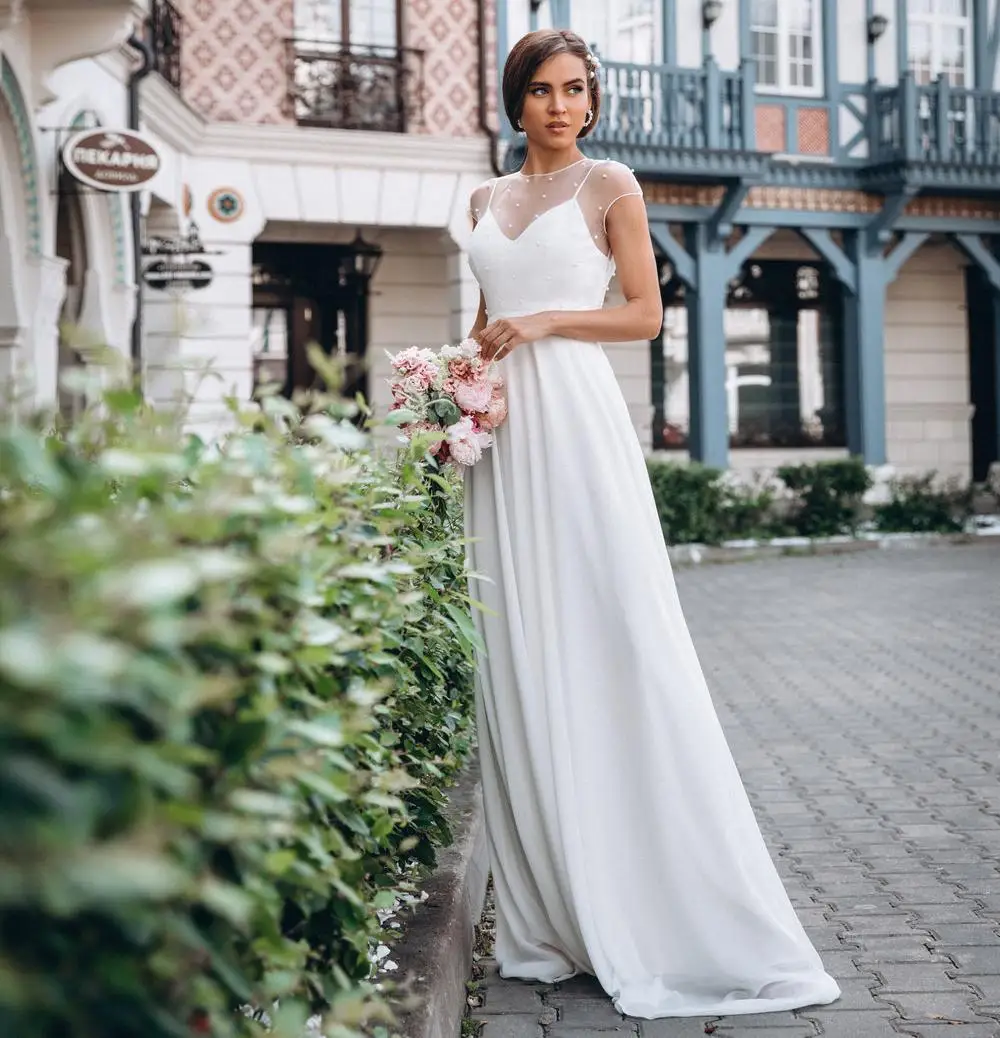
[{"left": 502, "top": 29, "right": 601, "bottom": 140}]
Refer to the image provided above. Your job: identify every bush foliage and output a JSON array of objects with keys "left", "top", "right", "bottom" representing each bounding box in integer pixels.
[
  {"left": 0, "top": 383, "right": 477, "bottom": 1038},
  {"left": 647, "top": 457, "right": 979, "bottom": 545}
]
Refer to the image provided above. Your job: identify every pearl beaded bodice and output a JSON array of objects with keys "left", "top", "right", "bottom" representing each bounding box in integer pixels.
[{"left": 466, "top": 158, "right": 642, "bottom": 322}]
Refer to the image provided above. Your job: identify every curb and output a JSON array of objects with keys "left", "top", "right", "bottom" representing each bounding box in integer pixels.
[
  {"left": 389, "top": 757, "right": 489, "bottom": 1038},
  {"left": 667, "top": 531, "right": 994, "bottom": 568}
]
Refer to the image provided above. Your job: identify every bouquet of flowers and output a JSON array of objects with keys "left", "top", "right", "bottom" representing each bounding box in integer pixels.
[{"left": 387, "top": 338, "right": 507, "bottom": 467}]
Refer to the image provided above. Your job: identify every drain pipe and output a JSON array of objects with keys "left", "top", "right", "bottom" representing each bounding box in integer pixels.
[
  {"left": 127, "top": 26, "right": 154, "bottom": 378},
  {"left": 476, "top": 0, "right": 503, "bottom": 176}
]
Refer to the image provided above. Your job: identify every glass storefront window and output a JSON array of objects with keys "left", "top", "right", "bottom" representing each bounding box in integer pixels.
[{"left": 656, "top": 259, "right": 845, "bottom": 450}]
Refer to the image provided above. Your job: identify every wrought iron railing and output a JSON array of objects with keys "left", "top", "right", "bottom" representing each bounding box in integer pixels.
[
  {"left": 151, "top": 0, "right": 183, "bottom": 92},
  {"left": 287, "top": 42, "right": 425, "bottom": 132},
  {"left": 588, "top": 56, "right": 755, "bottom": 153},
  {"left": 871, "top": 73, "right": 1000, "bottom": 166}
]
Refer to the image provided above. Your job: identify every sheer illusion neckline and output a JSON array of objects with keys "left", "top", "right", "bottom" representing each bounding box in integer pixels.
[{"left": 515, "top": 157, "right": 588, "bottom": 179}]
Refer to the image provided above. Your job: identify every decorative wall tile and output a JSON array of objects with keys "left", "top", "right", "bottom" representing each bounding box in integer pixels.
[
  {"left": 177, "top": 0, "right": 491, "bottom": 138},
  {"left": 797, "top": 107, "right": 830, "bottom": 156},
  {"left": 407, "top": 0, "right": 482, "bottom": 137},
  {"left": 178, "top": 0, "right": 294, "bottom": 124},
  {"left": 754, "top": 104, "right": 786, "bottom": 153}
]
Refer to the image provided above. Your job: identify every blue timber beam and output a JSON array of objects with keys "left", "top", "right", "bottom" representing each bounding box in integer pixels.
[
  {"left": 799, "top": 229, "right": 858, "bottom": 293},
  {"left": 953, "top": 233, "right": 1000, "bottom": 293},
  {"left": 866, "top": 186, "right": 919, "bottom": 250},
  {"left": 649, "top": 222, "right": 697, "bottom": 288},
  {"left": 794, "top": 227, "right": 927, "bottom": 465},
  {"left": 649, "top": 220, "right": 776, "bottom": 467},
  {"left": 684, "top": 223, "right": 731, "bottom": 468},
  {"left": 985, "top": 0, "right": 999, "bottom": 89},
  {"left": 707, "top": 179, "right": 754, "bottom": 244}
]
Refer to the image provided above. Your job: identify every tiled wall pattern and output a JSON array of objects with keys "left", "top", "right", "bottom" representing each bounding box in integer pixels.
[
  {"left": 797, "top": 107, "right": 830, "bottom": 156},
  {"left": 176, "top": 0, "right": 491, "bottom": 136},
  {"left": 178, "top": 0, "right": 293, "bottom": 123},
  {"left": 754, "top": 104, "right": 786, "bottom": 152},
  {"left": 407, "top": 0, "right": 483, "bottom": 136}
]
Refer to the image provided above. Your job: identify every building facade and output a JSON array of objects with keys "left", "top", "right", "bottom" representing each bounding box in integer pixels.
[
  {"left": 0, "top": 0, "right": 146, "bottom": 412},
  {"left": 516, "top": 0, "right": 1000, "bottom": 481},
  {"left": 2, "top": 0, "right": 998, "bottom": 483}
]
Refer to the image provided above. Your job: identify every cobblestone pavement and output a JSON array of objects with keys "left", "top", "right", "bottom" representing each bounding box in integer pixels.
[{"left": 468, "top": 543, "right": 1000, "bottom": 1038}]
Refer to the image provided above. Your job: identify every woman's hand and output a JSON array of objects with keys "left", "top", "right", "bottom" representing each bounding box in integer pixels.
[{"left": 477, "top": 312, "right": 552, "bottom": 362}]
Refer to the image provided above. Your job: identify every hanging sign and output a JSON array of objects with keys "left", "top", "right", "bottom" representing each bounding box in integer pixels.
[
  {"left": 142, "top": 259, "right": 214, "bottom": 292},
  {"left": 62, "top": 129, "right": 162, "bottom": 193}
]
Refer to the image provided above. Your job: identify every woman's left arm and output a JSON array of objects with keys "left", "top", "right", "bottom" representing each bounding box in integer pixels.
[{"left": 477, "top": 192, "right": 663, "bottom": 360}]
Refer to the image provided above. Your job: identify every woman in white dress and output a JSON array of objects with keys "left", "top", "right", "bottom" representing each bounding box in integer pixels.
[{"left": 462, "top": 28, "right": 841, "bottom": 1020}]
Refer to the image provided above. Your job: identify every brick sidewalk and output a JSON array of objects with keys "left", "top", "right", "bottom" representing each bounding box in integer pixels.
[{"left": 468, "top": 543, "right": 1000, "bottom": 1038}]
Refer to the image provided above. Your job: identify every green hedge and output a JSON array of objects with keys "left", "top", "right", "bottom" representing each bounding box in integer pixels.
[
  {"left": 647, "top": 457, "right": 978, "bottom": 545},
  {"left": 0, "top": 385, "right": 477, "bottom": 1037}
]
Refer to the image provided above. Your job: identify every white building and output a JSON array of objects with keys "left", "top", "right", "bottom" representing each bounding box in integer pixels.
[{"left": 2, "top": 0, "right": 999, "bottom": 483}]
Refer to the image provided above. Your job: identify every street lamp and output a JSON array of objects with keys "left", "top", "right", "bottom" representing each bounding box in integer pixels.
[
  {"left": 702, "top": 0, "right": 723, "bottom": 29},
  {"left": 345, "top": 229, "right": 382, "bottom": 281},
  {"left": 867, "top": 14, "right": 889, "bottom": 43}
]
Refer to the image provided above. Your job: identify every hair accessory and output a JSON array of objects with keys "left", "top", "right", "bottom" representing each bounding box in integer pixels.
[{"left": 585, "top": 51, "right": 601, "bottom": 79}]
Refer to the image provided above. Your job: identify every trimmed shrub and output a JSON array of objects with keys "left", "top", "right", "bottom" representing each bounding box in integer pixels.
[
  {"left": 0, "top": 385, "right": 476, "bottom": 1037},
  {"left": 645, "top": 462, "right": 778, "bottom": 545},
  {"left": 775, "top": 459, "right": 873, "bottom": 538},
  {"left": 872, "top": 473, "right": 974, "bottom": 534}
]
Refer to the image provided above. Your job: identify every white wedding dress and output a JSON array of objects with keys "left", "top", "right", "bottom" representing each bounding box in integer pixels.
[{"left": 463, "top": 157, "right": 841, "bottom": 1019}]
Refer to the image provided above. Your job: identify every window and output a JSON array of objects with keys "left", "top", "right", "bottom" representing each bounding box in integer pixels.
[
  {"left": 750, "top": 0, "right": 823, "bottom": 97},
  {"left": 654, "top": 260, "right": 845, "bottom": 451},
  {"left": 613, "top": 0, "right": 658, "bottom": 65},
  {"left": 294, "top": 0, "right": 398, "bottom": 49},
  {"left": 907, "top": 0, "right": 972, "bottom": 86}
]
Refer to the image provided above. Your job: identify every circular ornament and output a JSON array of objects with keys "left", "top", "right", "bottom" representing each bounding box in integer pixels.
[{"left": 208, "top": 187, "right": 245, "bottom": 223}]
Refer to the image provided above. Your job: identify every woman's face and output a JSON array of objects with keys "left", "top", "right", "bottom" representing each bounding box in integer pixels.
[{"left": 518, "top": 51, "right": 591, "bottom": 147}]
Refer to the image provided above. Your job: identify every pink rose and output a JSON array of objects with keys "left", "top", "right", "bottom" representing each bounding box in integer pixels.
[
  {"left": 453, "top": 378, "right": 493, "bottom": 414},
  {"left": 449, "top": 436, "right": 482, "bottom": 467},
  {"left": 448, "top": 358, "right": 474, "bottom": 380}
]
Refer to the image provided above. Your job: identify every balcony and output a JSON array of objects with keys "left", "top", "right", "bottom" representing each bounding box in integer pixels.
[
  {"left": 150, "top": 0, "right": 182, "bottom": 92},
  {"left": 578, "top": 56, "right": 1000, "bottom": 194},
  {"left": 287, "top": 42, "right": 426, "bottom": 133},
  {"left": 585, "top": 56, "right": 770, "bottom": 181},
  {"left": 869, "top": 74, "right": 1000, "bottom": 190}
]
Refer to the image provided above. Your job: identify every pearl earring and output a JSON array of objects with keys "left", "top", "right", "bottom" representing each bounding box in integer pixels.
[{"left": 584, "top": 110, "right": 594, "bottom": 126}]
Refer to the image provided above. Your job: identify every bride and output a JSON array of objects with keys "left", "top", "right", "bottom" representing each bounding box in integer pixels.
[{"left": 462, "top": 27, "right": 841, "bottom": 1020}]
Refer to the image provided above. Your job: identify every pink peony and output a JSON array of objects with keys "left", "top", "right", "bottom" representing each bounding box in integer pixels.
[
  {"left": 453, "top": 377, "right": 493, "bottom": 414},
  {"left": 445, "top": 416, "right": 484, "bottom": 467},
  {"left": 484, "top": 391, "right": 508, "bottom": 429},
  {"left": 448, "top": 358, "right": 474, "bottom": 380},
  {"left": 449, "top": 436, "right": 482, "bottom": 467}
]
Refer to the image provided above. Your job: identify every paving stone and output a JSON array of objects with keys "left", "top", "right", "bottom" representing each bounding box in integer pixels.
[
  {"left": 871, "top": 964, "right": 979, "bottom": 994},
  {"left": 925, "top": 924, "right": 1000, "bottom": 946},
  {"left": 939, "top": 946, "right": 1000, "bottom": 973},
  {"left": 551, "top": 998, "right": 627, "bottom": 1028},
  {"left": 478, "top": 1016, "right": 545, "bottom": 1038},
  {"left": 950, "top": 974, "right": 1000, "bottom": 1004},
  {"left": 887, "top": 1027, "right": 1000, "bottom": 1038},
  {"left": 796, "top": 1010, "right": 902, "bottom": 1038},
  {"left": 549, "top": 1027, "right": 636, "bottom": 1037},
  {"left": 637, "top": 1022, "right": 728, "bottom": 1038},
  {"left": 849, "top": 936, "right": 946, "bottom": 964},
  {"left": 477, "top": 982, "right": 546, "bottom": 1015},
  {"left": 904, "top": 905, "right": 995, "bottom": 925},
  {"left": 841, "top": 916, "right": 929, "bottom": 937},
  {"left": 874, "top": 992, "right": 986, "bottom": 1023}
]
